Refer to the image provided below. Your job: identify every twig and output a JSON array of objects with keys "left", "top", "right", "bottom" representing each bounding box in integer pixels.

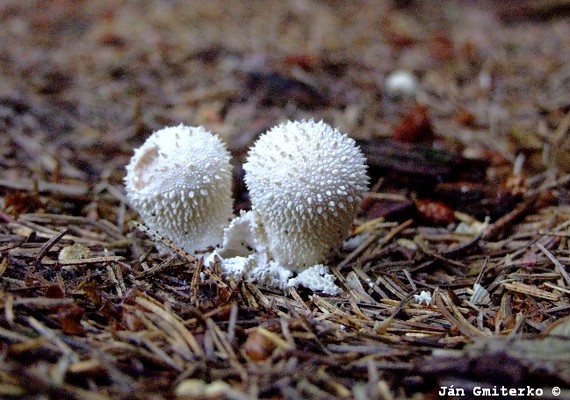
[
  {"left": 0, "top": 178, "right": 89, "bottom": 198},
  {"left": 481, "top": 196, "right": 538, "bottom": 241},
  {"left": 433, "top": 290, "right": 491, "bottom": 339},
  {"left": 537, "top": 242, "right": 570, "bottom": 286},
  {"left": 339, "top": 219, "right": 413, "bottom": 269},
  {"left": 34, "top": 228, "right": 70, "bottom": 267}
]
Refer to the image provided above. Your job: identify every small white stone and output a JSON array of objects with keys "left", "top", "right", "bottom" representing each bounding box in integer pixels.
[
  {"left": 413, "top": 290, "right": 432, "bottom": 305},
  {"left": 454, "top": 216, "right": 490, "bottom": 236},
  {"left": 58, "top": 243, "right": 91, "bottom": 262},
  {"left": 385, "top": 70, "right": 419, "bottom": 98},
  {"left": 342, "top": 233, "right": 370, "bottom": 251}
]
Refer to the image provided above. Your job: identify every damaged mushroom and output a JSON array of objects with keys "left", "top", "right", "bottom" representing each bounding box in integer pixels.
[{"left": 124, "top": 124, "right": 233, "bottom": 253}]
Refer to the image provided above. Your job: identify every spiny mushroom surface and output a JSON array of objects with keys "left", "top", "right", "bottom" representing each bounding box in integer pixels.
[
  {"left": 124, "top": 124, "right": 233, "bottom": 253},
  {"left": 243, "top": 119, "right": 369, "bottom": 270}
]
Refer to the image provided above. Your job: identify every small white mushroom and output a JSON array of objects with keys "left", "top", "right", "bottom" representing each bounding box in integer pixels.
[
  {"left": 124, "top": 124, "right": 233, "bottom": 253},
  {"left": 243, "top": 119, "right": 369, "bottom": 270}
]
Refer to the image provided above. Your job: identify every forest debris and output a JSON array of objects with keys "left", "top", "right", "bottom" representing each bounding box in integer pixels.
[
  {"left": 501, "top": 282, "right": 561, "bottom": 301},
  {"left": 10, "top": 297, "right": 75, "bottom": 308},
  {"left": 175, "top": 379, "right": 239, "bottom": 399},
  {"left": 0, "top": 178, "right": 89, "bottom": 199},
  {"left": 454, "top": 212, "right": 490, "bottom": 235},
  {"left": 427, "top": 334, "right": 570, "bottom": 389},
  {"left": 1, "top": 1, "right": 570, "bottom": 398},
  {"left": 243, "top": 326, "right": 292, "bottom": 362},
  {"left": 413, "top": 290, "right": 432, "bottom": 305},
  {"left": 58, "top": 243, "right": 92, "bottom": 262},
  {"left": 434, "top": 290, "right": 491, "bottom": 339},
  {"left": 343, "top": 271, "right": 377, "bottom": 303},
  {"left": 34, "top": 228, "right": 70, "bottom": 266},
  {"left": 392, "top": 104, "right": 433, "bottom": 143},
  {"left": 135, "top": 295, "right": 205, "bottom": 357},
  {"left": 27, "top": 316, "right": 77, "bottom": 360},
  {"left": 243, "top": 328, "right": 277, "bottom": 361},
  {"left": 537, "top": 242, "right": 570, "bottom": 286},
  {"left": 44, "top": 256, "right": 126, "bottom": 266},
  {"left": 244, "top": 71, "right": 327, "bottom": 108},
  {"left": 469, "top": 283, "right": 491, "bottom": 306},
  {"left": 358, "top": 139, "right": 489, "bottom": 185},
  {"left": 415, "top": 199, "right": 455, "bottom": 226},
  {"left": 481, "top": 195, "right": 539, "bottom": 241},
  {"left": 339, "top": 219, "right": 413, "bottom": 269},
  {"left": 498, "top": 0, "right": 570, "bottom": 22}
]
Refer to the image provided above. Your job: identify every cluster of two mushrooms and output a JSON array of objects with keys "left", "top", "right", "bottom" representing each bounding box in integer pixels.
[{"left": 124, "top": 120, "right": 369, "bottom": 293}]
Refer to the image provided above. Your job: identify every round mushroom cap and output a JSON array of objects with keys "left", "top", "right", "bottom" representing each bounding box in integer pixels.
[
  {"left": 244, "top": 119, "right": 368, "bottom": 269},
  {"left": 125, "top": 124, "right": 233, "bottom": 253}
]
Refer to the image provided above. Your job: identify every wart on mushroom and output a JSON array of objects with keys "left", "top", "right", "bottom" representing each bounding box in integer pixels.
[{"left": 124, "top": 124, "right": 233, "bottom": 253}]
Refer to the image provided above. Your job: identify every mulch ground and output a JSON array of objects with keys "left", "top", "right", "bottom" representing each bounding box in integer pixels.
[{"left": 1, "top": 1, "right": 570, "bottom": 399}]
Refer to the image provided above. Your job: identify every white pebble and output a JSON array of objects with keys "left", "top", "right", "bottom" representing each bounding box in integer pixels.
[{"left": 385, "top": 70, "right": 419, "bottom": 98}]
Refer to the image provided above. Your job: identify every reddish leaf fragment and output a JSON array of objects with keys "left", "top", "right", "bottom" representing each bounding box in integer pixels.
[
  {"left": 83, "top": 281, "right": 103, "bottom": 305},
  {"left": 415, "top": 199, "right": 455, "bottom": 226},
  {"left": 243, "top": 329, "right": 276, "bottom": 361},
  {"left": 83, "top": 281, "right": 122, "bottom": 321},
  {"left": 122, "top": 287, "right": 142, "bottom": 305},
  {"left": 454, "top": 108, "right": 476, "bottom": 127},
  {"left": 45, "top": 284, "right": 65, "bottom": 299},
  {"left": 430, "top": 32, "right": 454, "bottom": 60},
  {"left": 99, "top": 300, "right": 122, "bottom": 322},
  {"left": 97, "top": 32, "right": 127, "bottom": 48},
  {"left": 58, "top": 304, "right": 86, "bottom": 336},
  {"left": 123, "top": 312, "right": 145, "bottom": 332},
  {"left": 520, "top": 251, "right": 538, "bottom": 268},
  {"left": 5, "top": 191, "right": 42, "bottom": 216},
  {"left": 392, "top": 105, "right": 434, "bottom": 143},
  {"left": 212, "top": 304, "right": 232, "bottom": 322},
  {"left": 283, "top": 53, "right": 318, "bottom": 71}
]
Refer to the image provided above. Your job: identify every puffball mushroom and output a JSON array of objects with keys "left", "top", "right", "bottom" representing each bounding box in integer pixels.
[
  {"left": 243, "top": 119, "right": 368, "bottom": 270},
  {"left": 124, "top": 124, "right": 233, "bottom": 253}
]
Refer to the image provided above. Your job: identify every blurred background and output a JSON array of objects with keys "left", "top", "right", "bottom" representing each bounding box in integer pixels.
[{"left": 1, "top": 0, "right": 569, "bottom": 198}]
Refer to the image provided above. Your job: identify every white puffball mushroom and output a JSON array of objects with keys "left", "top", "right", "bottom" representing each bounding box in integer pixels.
[
  {"left": 385, "top": 70, "right": 419, "bottom": 98},
  {"left": 124, "top": 124, "right": 233, "bottom": 253},
  {"left": 243, "top": 119, "right": 369, "bottom": 270}
]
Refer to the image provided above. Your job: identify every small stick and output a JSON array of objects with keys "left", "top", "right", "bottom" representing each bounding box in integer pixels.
[
  {"left": 128, "top": 220, "right": 197, "bottom": 264},
  {"left": 34, "top": 228, "right": 70, "bottom": 268},
  {"left": 537, "top": 242, "right": 570, "bottom": 286},
  {"left": 339, "top": 219, "right": 413, "bottom": 269}
]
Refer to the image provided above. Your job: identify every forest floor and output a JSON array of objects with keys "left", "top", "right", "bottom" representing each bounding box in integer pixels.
[{"left": 1, "top": 1, "right": 570, "bottom": 399}]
